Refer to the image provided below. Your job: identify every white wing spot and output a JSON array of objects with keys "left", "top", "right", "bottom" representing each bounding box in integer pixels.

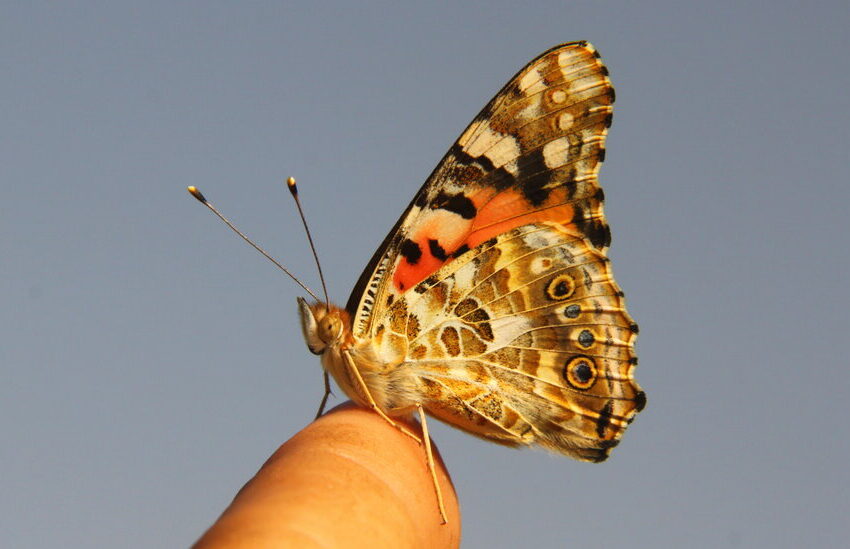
[
  {"left": 522, "top": 230, "right": 555, "bottom": 249},
  {"left": 519, "top": 67, "right": 543, "bottom": 92},
  {"left": 463, "top": 125, "right": 521, "bottom": 169},
  {"left": 542, "top": 137, "right": 571, "bottom": 169},
  {"left": 557, "top": 50, "right": 587, "bottom": 70},
  {"left": 550, "top": 89, "right": 567, "bottom": 104},
  {"left": 453, "top": 260, "right": 476, "bottom": 292},
  {"left": 457, "top": 118, "right": 486, "bottom": 147},
  {"left": 530, "top": 256, "right": 554, "bottom": 275},
  {"left": 558, "top": 112, "right": 575, "bottom": 130},
  {"left": 489, "top": 315, "right": 533, "bottom": 348}
]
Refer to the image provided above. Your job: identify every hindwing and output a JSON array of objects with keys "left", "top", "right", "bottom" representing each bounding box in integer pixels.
[{"left": 368, "top": 223, "right": 644, "bottom": 460}]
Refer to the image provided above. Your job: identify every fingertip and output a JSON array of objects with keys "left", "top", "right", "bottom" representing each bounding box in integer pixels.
[
  {"left": 317, "top": 404, "right": 461, "bottom": 534},
  {"left": 194, "top": 403, "right": 460, "bottom": 548}
]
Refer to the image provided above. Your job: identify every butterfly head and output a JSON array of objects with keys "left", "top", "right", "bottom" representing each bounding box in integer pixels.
[{"left": 297, "top": 297, "right": 350, "bottom": 355}]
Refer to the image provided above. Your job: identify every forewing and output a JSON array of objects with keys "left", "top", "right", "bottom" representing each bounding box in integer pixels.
[{"left": 347, "top": 41, "right": 615, "bottom": 338}]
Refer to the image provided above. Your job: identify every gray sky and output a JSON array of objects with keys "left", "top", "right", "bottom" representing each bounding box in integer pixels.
[{"left": 3, "top": 2, "right": 849, "bottom": 547}]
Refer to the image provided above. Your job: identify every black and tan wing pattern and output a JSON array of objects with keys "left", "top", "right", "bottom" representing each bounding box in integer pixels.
[{"left": 349, "top": 42, "right": 643, "bottom": 460}]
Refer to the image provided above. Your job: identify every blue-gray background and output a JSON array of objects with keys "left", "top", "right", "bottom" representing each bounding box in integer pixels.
[{"left": 3, "top": 2, "right": 848, "bottom": 547}]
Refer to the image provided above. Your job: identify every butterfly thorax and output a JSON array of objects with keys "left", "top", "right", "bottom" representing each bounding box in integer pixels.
[{"left": 297, "top": 297, "right": 418, "bottom": 414}]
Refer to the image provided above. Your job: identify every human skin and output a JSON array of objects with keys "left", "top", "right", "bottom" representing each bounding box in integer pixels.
[{"left": 193, "top": 402, "right": 461, "bottom": 548}]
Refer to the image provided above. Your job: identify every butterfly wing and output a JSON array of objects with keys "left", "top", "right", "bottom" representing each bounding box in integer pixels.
[
  {"left": 347, "top": 41, "right": 615, "bottom": 338},
  {"left": 373, "top": 223, "right": 644, "bottom": 460},
  {"left": 347, "top": 42, "right": 643, "bottom": 459}
]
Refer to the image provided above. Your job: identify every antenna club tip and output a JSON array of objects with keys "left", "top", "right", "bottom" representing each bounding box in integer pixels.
[
  {"left": 187, "top": 186, "right": 207, "bottom": 202},
  {"left": 286, "top": 177, "right": 297, "bottom": 195}
]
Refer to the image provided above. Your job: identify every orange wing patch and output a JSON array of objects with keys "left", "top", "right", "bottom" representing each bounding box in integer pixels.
[{"left": 392, "top": 186, "right": 579, "bottom": 292}]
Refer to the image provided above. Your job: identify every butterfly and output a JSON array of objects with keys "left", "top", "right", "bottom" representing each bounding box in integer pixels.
[{"left": 297, "top": 42, "right": 645, "bottom": 522}]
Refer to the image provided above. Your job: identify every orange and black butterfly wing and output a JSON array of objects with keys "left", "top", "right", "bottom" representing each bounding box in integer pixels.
[
  {"left": 347, "top": 41, "right": 615, "bottom": 337},
  {"left": 346, "top": 41, "right": 643, "bottom": 460}
]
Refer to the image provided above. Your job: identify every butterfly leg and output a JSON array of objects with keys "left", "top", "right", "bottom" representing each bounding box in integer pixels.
[
  {"left": 342, "top": 351, "right": 422, "bottom": 444},
  {"left": 314, "top": 371, "right": 332, "bottom": 419},
  {"left": 417, "top": 403, "right": 448, "bottom": 524}
]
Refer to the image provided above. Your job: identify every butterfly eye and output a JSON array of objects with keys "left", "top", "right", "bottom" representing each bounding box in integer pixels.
[
  {"left": 545, "top": 274, "right": 575, "bottom": 301},
  {"left": 564, "top": 356, "right": 597, "bottom": 390},
  {"left": 319, "top": 316, "right": 343, "bottom": 343}
]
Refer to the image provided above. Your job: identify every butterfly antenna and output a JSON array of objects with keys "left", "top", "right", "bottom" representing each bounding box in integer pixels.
[
  {"left": 285, "top": 177, "right": 330, "bottom": 309},
  {"left": 187, "top": 186, "right": 321, "bottom": 302}
]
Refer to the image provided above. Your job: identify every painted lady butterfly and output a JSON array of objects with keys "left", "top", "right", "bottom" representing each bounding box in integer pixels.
[{"left": 297, "top": 42, "right": 645, "bottom": 520}]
